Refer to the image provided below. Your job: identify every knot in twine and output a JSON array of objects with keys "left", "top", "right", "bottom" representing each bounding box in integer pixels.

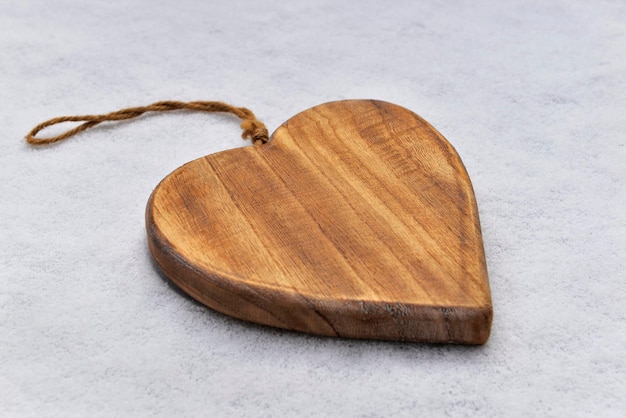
[{"left": 25, "top": 100, "right": 269, "bottom": 146}]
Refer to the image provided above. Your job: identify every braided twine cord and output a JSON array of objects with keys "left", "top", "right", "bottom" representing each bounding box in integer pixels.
[{"left": 26, "top": 101, "right": 269, "bottom": 145}]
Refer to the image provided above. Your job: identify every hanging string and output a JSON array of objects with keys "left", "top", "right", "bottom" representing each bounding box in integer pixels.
[{"left": 25, "top": 100, "right": 269, "bottom": 145}]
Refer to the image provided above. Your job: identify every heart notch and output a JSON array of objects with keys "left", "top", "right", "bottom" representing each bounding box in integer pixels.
[{"left": 147, "top": 100, "right": 492, "bottom": 344}]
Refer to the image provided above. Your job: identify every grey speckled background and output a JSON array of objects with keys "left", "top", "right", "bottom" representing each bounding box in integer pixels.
[{"left": 1, "top": 0, "right": 624, "bottom": 416}]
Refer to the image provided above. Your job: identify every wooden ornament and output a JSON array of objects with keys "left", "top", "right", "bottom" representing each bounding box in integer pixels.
[{"left": 146, "top": 100, "right": 492, "bottom": 344}]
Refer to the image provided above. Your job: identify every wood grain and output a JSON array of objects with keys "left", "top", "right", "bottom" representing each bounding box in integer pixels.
[{"left": 146, "top": 100, "right": 492, "bottom": 344}]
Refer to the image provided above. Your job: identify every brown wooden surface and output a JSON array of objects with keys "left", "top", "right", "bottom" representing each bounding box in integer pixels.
[{"left": 146, "top": 100, "right": 492, "bottom": 344}]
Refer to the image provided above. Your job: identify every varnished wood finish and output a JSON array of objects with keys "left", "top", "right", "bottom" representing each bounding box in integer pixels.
[{"left": 146, "top": 100, "right": 492, "bottom": 344}]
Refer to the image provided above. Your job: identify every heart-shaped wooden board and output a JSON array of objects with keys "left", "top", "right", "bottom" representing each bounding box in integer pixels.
[{"left": 146, "top": 100, "right": 492, "bottom": 344}]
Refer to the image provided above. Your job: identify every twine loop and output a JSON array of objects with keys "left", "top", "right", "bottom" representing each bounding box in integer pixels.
[{"left": 25, "top": 100, "right": 269, "bottom": 145}]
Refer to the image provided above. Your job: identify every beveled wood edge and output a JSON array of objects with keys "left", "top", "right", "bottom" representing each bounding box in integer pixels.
[{"left": 146, "top": 193, "right": 492, "bottom": 344}]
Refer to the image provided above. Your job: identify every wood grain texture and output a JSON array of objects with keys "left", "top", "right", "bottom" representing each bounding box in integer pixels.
[{"left": 146, "top": 100, "right": 492, "bottom": 344}]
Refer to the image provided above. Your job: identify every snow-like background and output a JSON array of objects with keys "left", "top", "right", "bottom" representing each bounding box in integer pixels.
[{"left": 1, "top": 0, "right": 624, "bottom": 416}]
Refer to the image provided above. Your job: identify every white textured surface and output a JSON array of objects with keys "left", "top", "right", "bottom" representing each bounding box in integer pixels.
[{"left": 1, "top": 0, "right": 624, "bottom": 416}]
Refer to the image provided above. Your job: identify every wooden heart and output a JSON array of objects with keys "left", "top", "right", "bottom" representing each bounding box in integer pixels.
[{"left": 146, "top": 100, "right": 492, "bottom": 344}]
